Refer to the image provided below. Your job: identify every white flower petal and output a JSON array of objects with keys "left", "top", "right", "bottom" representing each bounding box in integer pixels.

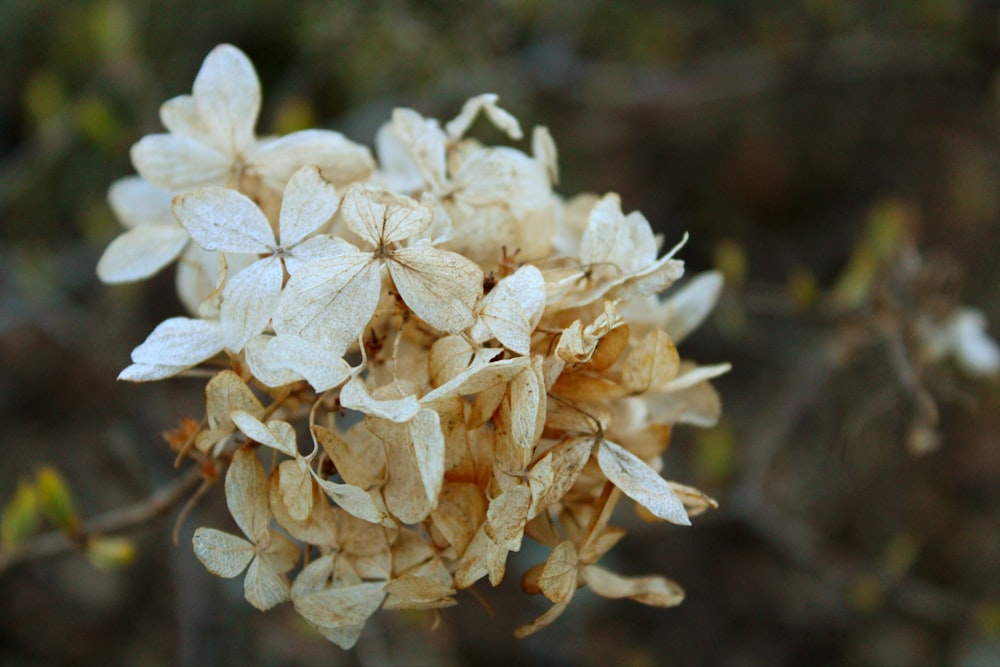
[
  {"left": 159, "top": 94, "right": 210, "bottom": 142},
  {"left": 173, "top": 186, "right": 274, "bottom": 253},
  {"left": 273, "top": 241, "right": 381, "bottom": 352},
  {"left": 232, "top": 411, "right": 297, "bottom": 458},
  {"left": 192, "top": 44, "right": 260, "bottom": 156},
  {"left": 277, "top": 166, "right": 340, "bottom": 248},
  {"left": 117, "top": 362, "right": 189, "bottom": 382},
  {"left": 192, "top": 527, "right": 254, "bottom": 577},
  {"left": 253, "top": 129, "right": 374, "bottom": 189},
  {"left": 244, "top": 335, "right": 304, "bottom": 388},
  {"left": 129, "top": 317, "right": 225, "bottom": 367},
  {"left": 264, "top": 335, "right": 351, "bottom": 392},
  {"left": 97, "top": 224, "right": 189, "bottom": 283},
  {"left": 220, "top": 257, "right": 283, "bottom": 351},
  {"left": 597, "top": 440, "right": 690, "bottom": 525},
  {"left": 445, "top": 93, "right": 522, "bottom": 140},
  {"left": 226, "top": 446, "right": 272, "bottom": 541},
  {"left": 388, "top": 246, "right": 482, "bottom": 334},
  {"left": 243, "top": 554, "right": 290, "bottom": 611},
  {"left": 339, "top": 375, "right": 421, "bottom": 422},
  {"left": 130, "top": 133, "right": 230, "bottom": 190},
  {"left": 107, "top": 176, "right": 173, "bottom": 228},
  {"left": 341, "top": 183, "right": 432, "bottom": 247},
  {"left": 660, "top": 270, "right": 724, "bottom": 343},
  {"left": 409, "top": 408, "right": 445, "bottom": 505}
]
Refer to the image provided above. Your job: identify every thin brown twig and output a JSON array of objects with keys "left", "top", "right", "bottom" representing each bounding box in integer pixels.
[{"left": 0, "top": 465, "right": 205, "bottom": 576}]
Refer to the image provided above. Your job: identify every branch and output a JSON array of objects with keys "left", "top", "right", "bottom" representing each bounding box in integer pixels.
[{"left": 0, "top": 465, "right": 205, "bottom": 575}]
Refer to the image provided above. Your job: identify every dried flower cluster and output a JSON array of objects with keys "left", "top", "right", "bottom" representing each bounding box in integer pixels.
[{"left": 98, "top": 45, "right": 730, "bottom": 646}]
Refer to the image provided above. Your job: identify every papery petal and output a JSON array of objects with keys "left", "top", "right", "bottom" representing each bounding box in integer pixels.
[
  {"left": 388, "top": 246, "right": 482, "bottom": 334},
  {"left": 159, "top": 95, "right": 210, "bottom": 142},
  {"left": 192, "top": 44, "right": 260, "bottom": 156},
  {"left": 97, "top": 224, "right": 189, "bottom": 283},
  {"left": 580, "top": 565, "right": 685, "bottom": 607},
  {"left": 244, "top": 335, "right": 305, "bottom": 388},
  {"left": 117, "top": 362, "right": 190, "bottom": 382},
  {"left": 277, "top": 166, "right": 340, "bottom": 248},
  {"left": 445, "top": 94, "right": 522, "bottom": 140},
  {"left": 660, "top": 270, "right": 724, "bottom": 343},
  {"left": 597, "top": 440, "right": 690, "bottom": 525},
  {"left": 243, "top": 554, "right": 290, "bottom": 611},
  {"left": 408, "top": 408, "right": 445, "bottom": 505},
  {"left": 388, "top": 108, "right": 448, "bottom": 191},
  {"left": 253, "top": 129, "right": 374, "bottom": 190},
  {"left": 173, "top": 186, "right": 274, "bottom": 253},
  {"left": 293, "top": 581, "right": 387, "bottom": 629},
  {"left": 339, "top": 375, "right": 420, "bottom": 422},
  {"left": 226, "top": 446, "right": 272, "bottom": 541},
  {"left": 264, "top": 335, "right": 351, "bottom": 392},
  {"left": 314, "top": 476, "right": 387, "bottom": 524},
  {"left": 220, "top": 257, "right": 283, "bottom": 351},
  {"left": 129, "top": 317, "right": 224, "bottom": 367},
  {"left": 192, "top": 527, "right": 254, "bottom": 577},
  {"left": 342, "top": 183, "right": 431, "bottom": 247},
  {"left": 107, "top": 176, "right": 173, "bottom": 228},
  {"left": 284, "top": 234, "right": 341, "bottom": 274},
  {"left": 232, "top": 411, "right": 298, "bottom": 458},
  {"left": 273, "top": 241, "right": 380, "bottom": 352},
  {"left": 130, "top": 133, "right": 230, "bottom": 190}
]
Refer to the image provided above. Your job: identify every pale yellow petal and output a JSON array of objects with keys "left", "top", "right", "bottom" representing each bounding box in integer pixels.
[{"left": 191, "top": 527, "right": 254, "bottom": 577}]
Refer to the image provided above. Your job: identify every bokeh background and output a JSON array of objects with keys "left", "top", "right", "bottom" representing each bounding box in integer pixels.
[{"left": 2, "top": 1, "right": 1000, "bottom": 664}]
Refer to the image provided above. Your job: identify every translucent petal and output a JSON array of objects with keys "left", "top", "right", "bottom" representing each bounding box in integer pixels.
[
  {"left": 107, "top": 176, "right": 173, "bottom": 228},
  {"left": 580, "top": 565, "right": 685, "bottom": 607},
  {"left": 388, "top": 108, "right": 448, "bottom": 191},
  {"left": 243, "top": 554, "right": 290, "bottom": 611},
  {"left": 226, "top": 446, "right": 272, "bottom": 541},
  {"left": 173, "top": 187, "right": 274, "bottom": 253},
  {"left": 314, "top": 476, "right": 386, "bottom": 525},
  {"left": 192, "top": 44, "right": 260, "bottom": 156},
  {"left": 660, "top": 270, "right": 724, "bottom": 343},
  {"left": 341, "top": 183, "right": 431, "bottom": 247},
  {"left": 192, "top": 527, "right": 254, "bottom": 577},
  {"left": 538, "top": 541, "right": 578, "bottom": 604},
  {"left": 217, "top": 257, "right": 282, "bottom": 351},
  {"left": 659, "top": 362, "right": 731, "bottom": 393},
  {"left": 254, "top": 129, "right": 374, "bottom": 190},
  {"left": 597, "top": 440, "right": 690, "bottom": 525},
  {"left": 277, "top": 166, "right": 340, "bottom": 248},
  {"left": 130, "top": 133, "right": 230, "bottom": 190},
  {"left": 408, "top": 408, "right": 445, "bottom": 506},
  {"left": 388, "top": 246, "right": 482, "bottom": 334},
  {"left": 159, "top": 94, "right": 209, "bottom": 142},
  {"left": 273, "top": 241, "right": 380, "bottom": 352},
  {"left": 264, "top": 335, "right": 351, "bottom": 392},
  {"left": 117, "top": 362, "right": 189, "bottom": 382},
  {"left": 622, "top": 329, "right": 680, "bottom": 394},
  {"left": 277, "top": 459, "right": 312, "bottom": 521},
  {"left": 445, "top": 94, "right": 522, "bottom": 140},
  {"left": 97, "top": 224, "right": 188, "bottom": 283},
  {"left": 204, "top": 369, "right": 264, "bottom": 432},
  {"left": 339, "top": 376, "right": 420, "bottom": 422},
  {"left": 244, "top": 335, "right": 304, "bottom": 388},
  {"left": 293, "top": 581, "right": 387, "bottom": 629},
  {"left": 129, "top": 317, "right": 224, "bottom": 367},
  {"left": 232, "top": 412, "right": 297, "bottom": 458}
]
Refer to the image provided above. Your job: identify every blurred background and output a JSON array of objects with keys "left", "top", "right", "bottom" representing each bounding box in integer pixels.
[{"left": 2, "top": 1, "right": 1000, "bottom": 664}]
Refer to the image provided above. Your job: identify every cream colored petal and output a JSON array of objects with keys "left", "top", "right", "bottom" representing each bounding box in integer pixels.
[
  {"left": 538, "top": 540, "right": 579, "bottom": 604},
  {"left": 475, "top": 266, "right": 545, "bottom": 354},
  {"left": 272, "top": 241, "right": 380, "bottom": 352},
  {"left": 277, "top": 459, "right": 313, "bottom": 522},
  {"left": 339, "top": 375, "right": 420, "bottom": 422},
  {"left": 226, "top": 446, "right": 272, "bottom": 541},
  {"left": 263, "top": 334, "right": 351, "bottom": 392},
  {"left": 117, "top": 362, "right": 188, "bottom": 382},
  {"left": 312, "top": 424, "right": 386, "bottom": 491},
  {"left": 205, "top": 369, "right": 264, "bottom": 435},
  {"left": 253, "top": 129, "right": 374, "bottom": 189},
  {"left": 192, "top": 527, "right": 254, "bottom": 577},
  {"left": 622, "top": 329, "right": 680, "bottom": 394},
  {"left": 381, "top": 424, "right": 434, "bottom": 524},
  {"left": 529, "top": 436, "right": 594, "bottom": 519},
  {"left": 388, "top": 108, "right": 448, "bottom": 191},
  {"left": 173, "top": 186, "right": 274, "bottom": 253},
  {"left": 107, "top": 176, "right": 173, "bottom": 228},
  {"left": 277, "top": 166, "right": 340, "bottom": 248},
  {"left": 408, "top": 408, "right": 445, "bottom": 506},
  {"left": 243, "top": 335, "right": 304, "bottom": 388},
  {"left": 513, "top": 598, "right": 572, "bottom": 638},
  {"left": 130, "top": 133, "right": 230, "bottom": 190},
  {"left": 243, "top": 554, "right": 290, "bottom": 611},
  {"left": 97, "top": 224, "right": 189, "bottom": 283},
  {"left": 597, "top": 440, "right": 690, "bottom": 526},
  {"left": 129, "top": 317, "right": 224, "bottom": 367},
  {"left": 220, "top": 257, "right": 282, "bottom": 351},
  {"left": 580, "top": 565, "right": 685, "bottom": 607},
  {"left": 159, "top": 94, "right": 208, "bottom": 141},
  {"left": 532, "top": 125, "right": 559, "bottom": 185},
  {"left": 659, "top": 270, "right": 724, "bottom": 343},
  {"left": 293, "top": 581, "right": 387, "bottom": 629},
  {"left": 429, "top": 482, "right": 487, "bottom": 556},
  {"left": 192, "top": 44, "right": 260, "bottom": 156},
  {"left": 388, "top": 246, "right": 482, "bottom": 334},
  {"left": 261, "top": 528, "right": 300, "bottom": 574},
  {"left": 659, "top": 362, "right": 731, "bottom": 393},
  {"left": 422, "top": 353, "right": 526, "bottom": 406},
  {"left": 485, "top": 485, "right": 530, "bottom": 551},
  {"left": 268, "top": 471, "right": 338, "bottom": 545},
  {"left": 231, "top": 411, "right": 297, "bottom": 458},
  {"left": 341, "top": 183, "right": 431, "bottom": 246},
  {"left": 446, "top": 93, "right": 522, "bottom": 139},
  {"left": 314, "top": 475, "right": 387, "bottom": 525},
  {"left": 428, "top": 335, "right": 475, "bottom": 387}
]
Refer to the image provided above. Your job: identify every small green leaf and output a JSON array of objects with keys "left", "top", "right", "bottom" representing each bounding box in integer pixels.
[
  {"left": 36, "top": 466, "right": 79, "bottom": 533},
  {"left": 1, "top": 481, "right": 40, "bottom": 550}
]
